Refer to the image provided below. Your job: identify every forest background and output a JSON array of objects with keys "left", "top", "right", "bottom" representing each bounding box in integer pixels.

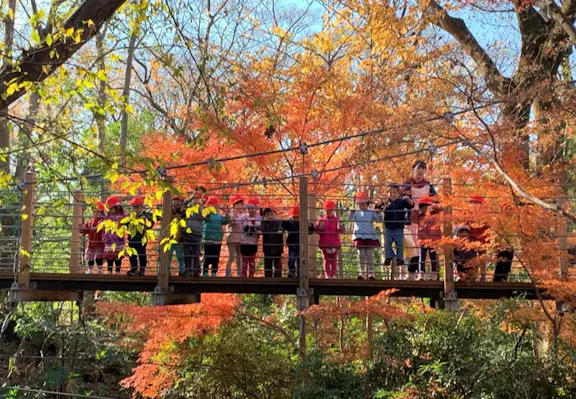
[{"left": 1, "top": 0, "right": 576, "bottom": 397}]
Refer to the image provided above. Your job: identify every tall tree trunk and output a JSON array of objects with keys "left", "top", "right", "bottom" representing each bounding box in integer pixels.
[
  {"left": 95, "top": 27, "right": 108, "bottom": 155},
  {"left": 119, "top": 30, "right": 138, "bottom": 156},
  {"left": 0, "top": 0, "right": 17, "bottom": 173}
]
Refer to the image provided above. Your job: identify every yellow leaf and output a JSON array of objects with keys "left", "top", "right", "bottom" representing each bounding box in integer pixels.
[
  {"left": 31, "top": 30, "right": 40, "bottom": 44},
  {"left": 8, "top": 7, "right": 14, "bottom": 21},
  {"left": 45, "top": 33, "right": 53, "bottom": 46},
  {"left": 97, "top": 70, "right": 107, "bottom": 81}
]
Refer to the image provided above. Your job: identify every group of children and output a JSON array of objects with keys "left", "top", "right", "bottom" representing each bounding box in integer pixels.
[
  {"left": 79, "top": 179, "right": 504, "bottom": 281},
  {"left": 162, "top": 183, "right": 443, "bottom": 280},
  {"left": 79, "top": 196, "right": 153, "bottom": 275},
  {"left": 168, "top": 187, "right": 315, "bottom": 278}
]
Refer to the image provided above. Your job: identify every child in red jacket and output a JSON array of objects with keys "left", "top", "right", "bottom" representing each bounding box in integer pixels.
[
  {"left": 79, "top": 201, "right": 106, "bottom": 274},
  {"left": 315, "top": 200, "right": 344, "bottom": 279}
]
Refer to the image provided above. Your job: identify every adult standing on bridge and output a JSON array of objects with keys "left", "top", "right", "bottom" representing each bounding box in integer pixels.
[{"left": 403, "top": 160, "right": 437, "bottom": 279}]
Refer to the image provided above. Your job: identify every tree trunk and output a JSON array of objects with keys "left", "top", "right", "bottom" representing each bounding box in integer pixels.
[
  {"left": 95, "top": 27, "right": 108, "bottom": 155},
  {"left": 0, "top": 0, "right": 17, "bottom": 173},
  {"left": 119, "top": 30, "right": 138, "bottom": 155},
  {"left": 0, "top": 0, "right": 126, "bottom": 109}
]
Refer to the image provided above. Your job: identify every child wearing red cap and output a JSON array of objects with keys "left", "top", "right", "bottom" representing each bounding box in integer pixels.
[
  {"left": 225, "top": 195, "right": 245, "bottom": 277},
  {"left": 102, "top": 196, "right": 126, "bottom": 274},
  {"left": 127, "top": 197, "right": 154, "bottom": 276},
  {"left": 281, "top": 204, "right": 314, "bottom": 278},
  {"left": 202, "top": 196, "right": 230, "bottom": 276},
  {"left": 79, "top": 201, "right": 105, "bottom": 274},
  {"left": 239, "top": 197, "right": 262, "bottom": 277},
  {"left": 259, "top": 207, "right": 284, "bottom": 277},
  {"left": 350, "top": 192, "right": 382, "bottom": 280},
  {"left": 315, "top": 199, "right": 344, "bottom": 279}
]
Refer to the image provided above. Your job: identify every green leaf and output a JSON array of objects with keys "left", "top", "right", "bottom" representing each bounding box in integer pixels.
[
  {"left": 45, "top": 33, "right": 53, "bottom": 46},
  {"left": 31, "top": 29, "right": 41, "bottom": 44}
]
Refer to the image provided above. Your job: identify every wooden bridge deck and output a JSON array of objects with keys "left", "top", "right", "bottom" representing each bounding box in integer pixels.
[{"left": 0, "top": 272, "right": 541, "bottom": 300}]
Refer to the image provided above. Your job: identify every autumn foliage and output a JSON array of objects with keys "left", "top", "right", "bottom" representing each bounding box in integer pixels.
[{"left": 97, "top": 294, "right": 240, "bottom": 397}]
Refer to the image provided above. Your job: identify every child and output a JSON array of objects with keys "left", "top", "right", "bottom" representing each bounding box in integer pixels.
[
  {"left": 79, "top": 201, "right": 105, "bottom": 274},
  {"left": 183, "top": 187, "right": 206, "bottom": 277},
  {"left": 169, "top": 195, "right": 186, "bottom": 276},
  {"left": 315, "top": 200, "right": 344, "bottom": 279},
  {"left": 127, "top": 197, "right": 154, "bottom": 276},
  {"left": 417, "top": 196, "right": 441, "bottom": 280},
  {"left": 202, "top": 196, "right": 230, "bottom": 276},
  {"left": 259, "top": 207, "right": 284, "bottom": 277},
  {"left": 281, "top": 204, "right": 314, "bottom": 278},
  {"left": 102, "top": 196, "right": 126, "bottom": 274},
  {"left": 225, "top": 195, "right": 244, "bottom": 277},
  {"left": 183, "top": 187, "right": 206, "bottom": 276},
  {"left": 240, "top": 197, "right": 261, "bottom": 277},
  {"left": 378, "top": 185, "right": 414, "bottom": 279},
  {"left": 350, "top": 192, "right": 382, "bottom": 280},
  {"left": 453, "top": 225, "right": 479, "bottom": 281}
]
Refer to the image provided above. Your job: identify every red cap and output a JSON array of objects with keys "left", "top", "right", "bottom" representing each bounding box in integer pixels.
[
  {"left": 419, "top": 196, "right": 434, "bottom": 206},
  {"left": 245, "top": 197, "right": 260, "bottom": 207},
  {"left": 355, "top": 192, "right": 370, "bottom": 203},
  {"left": 229, "top": 195, "right": 244, "bottom": 206},
  {"left": 94, "top": 201, "right": 105, "bottom": 211},
  {"left": 469, "top": 195, "right": 484, "bottom": 204},
  {"left": 172, "top": 195, "right": 185, "bottom": 201},
  {"left": 323, "top": 200, "right": 336, "bottom": 210},
  {"left": 130, "top": 197, "right": 144, "bottom": 206},
  {"left": 106, "top": 196, "right": 120, "bottom": 207},
  {"left": 204, "top": 196, "right": 220, "bottom": 207},
  {"left": 289, "top": 204, "right": 300, "bottom": 217}
]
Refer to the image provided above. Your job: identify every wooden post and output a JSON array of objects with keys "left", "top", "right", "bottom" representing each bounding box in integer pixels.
[
  {"left": 18, "top": 172, "right": 35, "bottom": 289},
  {"left": 69, "top": 190, "right": 84, "bottom": 274},
  {"left": 298, "top": 177, "right": 311, "bottom": 360},
  {"left": 337, "top": 201, "right": 345, "bottom": 279},
  {"left": 308, "top": 193, "right": 317, "bottom": 278},
  {"left": 441, "top": 177, "right": 457, "bottom": 310},
  {"left": 557, "top": 197, "right": 569, "bottom": 278},
  {"left": 158, "top": 178, "right": 173, "bottom": 292}
]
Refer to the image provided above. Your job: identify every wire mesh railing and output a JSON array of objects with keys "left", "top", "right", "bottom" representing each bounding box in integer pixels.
[
  {"left": 4, "top": 173, "right": 573, "bottom": 286},
  {"left": 0, "top": 186, "right": 22, "bottom": 274}
]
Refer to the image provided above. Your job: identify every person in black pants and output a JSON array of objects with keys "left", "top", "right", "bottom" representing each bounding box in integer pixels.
[
  {"left": 493, "top": 248, "right": 514, "bottom": 282},
  {"left": 127, "top": 197, "right": 154, "bottom": 276},
  {"left": 259, "top": 207, "right": 284, "bottom": 277}
]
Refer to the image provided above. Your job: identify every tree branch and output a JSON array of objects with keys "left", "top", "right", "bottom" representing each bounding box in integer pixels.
[
  {"left": 425, "top": 1, "right": 511, "bottom": 96},
  {"left": 0, "top": 0, "right": 126, "bottom": 109}
]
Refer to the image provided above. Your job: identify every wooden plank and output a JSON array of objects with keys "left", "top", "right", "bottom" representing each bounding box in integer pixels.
[
  {"left": 69, "top": 190, "right": 84, "bottom": 274},
  {"left": 0, "top": 272, "right": 540, "bottom": 299},
  {"left": 18, "top": 171, "right": 35, "bottom": 289}
]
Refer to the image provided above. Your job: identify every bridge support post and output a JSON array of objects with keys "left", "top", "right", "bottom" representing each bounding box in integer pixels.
[
  {"left": 17, "top": 171, "right": 35, "bottom": 290},
  {"left": 441, "top": 177, "right": 459, "bottom": 311},
  {"left": 308, "top": 192, "right": 317, "bottom": 278},
  {"left": 152, "top": 178, "right": 200, "bottom": 306},
  {"left": 297, "top": 177, "right": 313, "bottom": 360},
  {"left": 70, "top": 190, "right": 84, "bottom": 274}
]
